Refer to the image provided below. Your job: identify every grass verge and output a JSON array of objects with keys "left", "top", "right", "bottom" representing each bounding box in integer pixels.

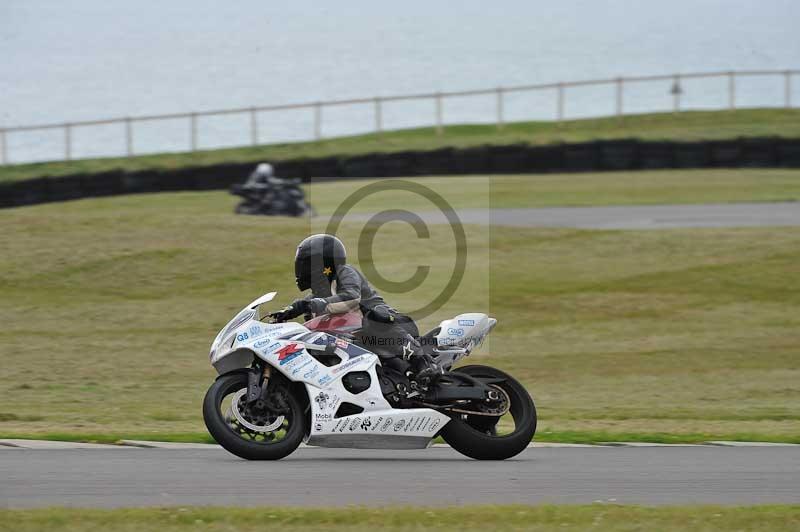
[
  {"left": 1, "top": 505, "right": 798, "bottom": 531},
  {"left": 2, "top": 108, "right": 799, "bottom": 183}
]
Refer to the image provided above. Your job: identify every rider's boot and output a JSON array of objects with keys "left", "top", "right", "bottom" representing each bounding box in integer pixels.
[{"left": 401, "top": 335, "right": 443, "bottom": 389}]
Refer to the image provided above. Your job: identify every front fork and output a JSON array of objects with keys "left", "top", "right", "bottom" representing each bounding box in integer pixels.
[
  {"left": 246, "top": 361, "right": 272, "bottom": 407},
  {"left": 245, "top": 361, "right": 290, "bottom": 414}
]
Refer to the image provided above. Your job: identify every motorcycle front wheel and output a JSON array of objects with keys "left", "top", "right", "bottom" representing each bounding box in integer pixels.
[
  {"left": 202, "top": 371, "right": 305, "bottom": 460},
  {"left": 440, "top": 364, "right": 537, "bottom": 460}
]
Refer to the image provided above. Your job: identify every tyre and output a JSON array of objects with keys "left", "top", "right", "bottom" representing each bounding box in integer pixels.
[
  {"left": 440, "top": 364, "right": 536, "bottom": 460},
  {"left": 202, "top": 371, "right": 305, "bottom": 460}
]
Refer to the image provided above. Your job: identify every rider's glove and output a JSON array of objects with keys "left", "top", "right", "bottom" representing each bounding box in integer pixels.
[
  {"left": 268, "top": 309, "right": 290, "bottom": 322},
  {"left": 307, "top": 298, "right": 327, "bottom": 316},
  {"left": 270, "top": 299, "right": 307, "bottom": 322}
]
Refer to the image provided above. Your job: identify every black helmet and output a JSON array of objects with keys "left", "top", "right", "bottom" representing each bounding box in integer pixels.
[{"left": 294, "top": 234, "right": 347, "bottom": 291}]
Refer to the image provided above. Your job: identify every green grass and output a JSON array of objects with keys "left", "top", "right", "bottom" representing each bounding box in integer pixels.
[
  {"left": 2, "top": 505, "right": 798, "bottom": 532},
  {"left": 2, "top": 108, "right": 799, "bottom": 184},
  {"left": 1, "top": 172, "right": 799, "bottom": 441}
]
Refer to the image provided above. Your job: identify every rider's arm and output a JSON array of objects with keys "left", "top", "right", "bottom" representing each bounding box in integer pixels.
[{"left": 319, "top": 265, "right": 361, "bottom": 314}]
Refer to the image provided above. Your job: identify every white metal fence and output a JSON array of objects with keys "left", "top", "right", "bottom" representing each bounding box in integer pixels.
[{"left": 1, "top": 69, "right": 797, "bottom": 166}]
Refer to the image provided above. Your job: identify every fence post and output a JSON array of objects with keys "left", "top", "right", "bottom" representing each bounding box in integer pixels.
[
  {"left": 672, "top": 74, "right": 682, "bottom": 112},
  {"left": 374, "top": 97, "right": 383, "bottom": 133},
  {"left": 556, "top": 83, "right": 565, "bottom": 123},
  {"left": 64, "top": 123, "right": 72, "bottom": 161},
  {"left": 728, "top": 71, "right": 736, "bottom": 110},
  {"left": 0, "top": 129, "right": 6, "bottom": 165},
  {"left": 785, "top": 71, "right": 793, "bottom": 109},
  {"left": 314, "top": 103, "right": 322, "bottom": 140},
  {"left": 435, "top": 93, "right": 443, "bottom": 135},
  {"left": 250, "top": 108, "right": 258, "bottom": 146},
  {"left": 125, "top": 117, "right": 134, "bottom": 156},
  {"left": 615, "top": 77, "right": 624, "bottom": 117},
  {"left": 496, "top": 87, "right": 505, "bottom": 130},
  {"left": 190, "top": 113, "right": 198, "bottom": 151}
]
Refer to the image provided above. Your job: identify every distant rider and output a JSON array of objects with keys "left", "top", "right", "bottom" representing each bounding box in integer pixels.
[
  {"left": 270, "top": 234, "right": 442, "bottom": 386},
  {"left": 245, "top": 162, "right": 281, "bottom": 188}
]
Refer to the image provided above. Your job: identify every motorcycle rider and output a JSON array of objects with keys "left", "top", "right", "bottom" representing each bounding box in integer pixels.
[
  {"left": 246, "top": 163, "right": 278, "bottom": 187},
  {"left": 270, "top": 234, "right": 442, "bottom": 386},
  {"left": 234, "top": 162, "right": 313, "bottom": 217}
]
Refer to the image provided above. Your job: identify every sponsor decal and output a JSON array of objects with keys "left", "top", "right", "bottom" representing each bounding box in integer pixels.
[
  {"left": 291, "top": 358, "right": 315, "bottom": 376},
  {"left": 360, "top": 417, "right": 372, "bottom": 431},
  {"left": 381, "top": 418, "right": 393, "bottom": 431},
  {"left": 283, "top": 355, "right": 310, "bottom": 372},
  {"left": 429, "top": 419, "right": 441, "bottom": 432},
  {"left": 314, "top": 422, "right": 323, "bottom": 431},
  {"left": 393, "top": 419, "right": 406, "bottom": 432},
  {"left": 335, "top": 337, "right": 349, "bottom": 349},
  {"left": 276, "top": 343, "right": 304, "bottom": 366},
  {"left": 236, "top": 332, "right": 249, "bottom": 342},
  {"left": 329, "top": 395, "right": 341, "bottom": 412},
  {"left": 457, "top": 319, "right": 475, "bottom": 327},
  {"left": 332, "top": 355, "right": 366, "bottom": 375},
  {"left": 315, "top": 413, "right": 333, "bottom": 422},
  {"left": 333, "top": 419, "right": 346, "bottom": 432},
  {"left": 404, "top": 419, "right": 414, "bottom": 432},
  {"left": 303, "top": 367, "right": 320, "bottom": 380},
  {"left": 315, "top": 392, "right": 330, "bottom": 410},
  {"left": 254, "top": 339, "right": 279, "bottom": 350},
  {"left": 447, "top": 327, "right": 465, "bottom": 337},
  {"left": 419, "top": 417, "right": 430, "bottom": 431},
  {"left": 249, "top": 324, "right": 263, "bottom": 337},
  {"left": 318, "top": 374, "right": 332, "bottom": 386},
  {"left": 349, "top": 417, "right": 361, "bottom": 431},
  {"left": 371, "top": 416, "right": 383, "bottom": 431}
]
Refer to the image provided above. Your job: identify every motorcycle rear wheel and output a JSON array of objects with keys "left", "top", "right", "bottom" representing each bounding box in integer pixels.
[
  {"left": 203, "top": 372, "right": 305, "bottom": 460},
  {"left": 440, "top": 364, "right": 536, "bottom": 460}
]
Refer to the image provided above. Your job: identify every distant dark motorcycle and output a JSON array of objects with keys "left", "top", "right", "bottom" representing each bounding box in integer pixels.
[{"left": 231, "top": 165, "right": 314, "bottom": 217}]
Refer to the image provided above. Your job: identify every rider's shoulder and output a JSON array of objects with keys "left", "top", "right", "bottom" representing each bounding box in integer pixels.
[
  {"left": 337, "top": 263, "right": 359, "bottom": 276},
  {"left": 338, "top": 263, "right": 369, "bottom": 282}
]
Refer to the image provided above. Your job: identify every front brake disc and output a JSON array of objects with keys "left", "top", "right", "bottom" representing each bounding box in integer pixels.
[{"left": 230, "top": 389, "right": 284, "bottom": 433}]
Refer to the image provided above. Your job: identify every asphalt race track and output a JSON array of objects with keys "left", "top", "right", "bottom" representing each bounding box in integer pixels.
[
  {"left": 348, "top": 202, "right": 800, "bottom": 229},
  {"left": 2, "top": 446, "right": 798, "bottom": 508}
]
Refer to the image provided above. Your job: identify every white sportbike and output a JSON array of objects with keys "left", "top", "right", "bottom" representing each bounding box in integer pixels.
[{"left": 203, "top": 292, "right": 537, "bottom": 460}]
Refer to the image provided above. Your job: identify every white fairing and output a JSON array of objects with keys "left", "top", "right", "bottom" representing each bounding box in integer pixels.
[
  {"left": 436, "top": 312, "right": 496, "bottom": 349},
  {"left": 433, "top": 313, "right": 497, "bottom": 368},
  {"left": 208, "top": 291, "right": 453, "bottom": 449},
  {"left": 246, "top": 291, "right": 277, "bottom": 309}
]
